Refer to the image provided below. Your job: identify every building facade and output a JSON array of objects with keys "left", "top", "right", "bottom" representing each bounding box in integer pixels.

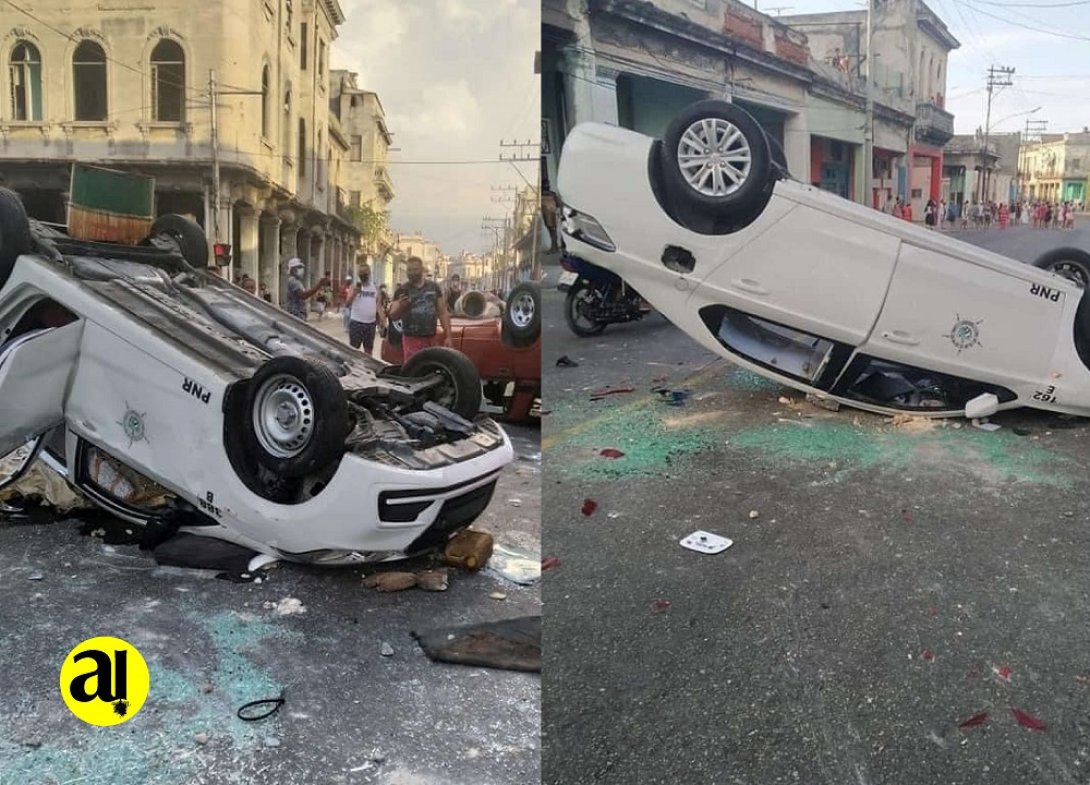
[
  {"left": 0, "top": 0, "right": 369, "bottom": 304},
  {"left": 1020, "top": 132, "right": 1090, "bottom": 205}
]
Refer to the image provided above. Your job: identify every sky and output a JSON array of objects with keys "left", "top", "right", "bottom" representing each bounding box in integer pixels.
[
  {"left": 775, "top": 0, "right": 1090, "bottom": 137},
  {"left": 331, "top": 0, "right": 540, "bottom": 256}
]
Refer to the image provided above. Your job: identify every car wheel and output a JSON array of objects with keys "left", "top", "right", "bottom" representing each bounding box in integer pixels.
[
  {"left": 501, "top": 282, "right": 541, "bottom": 347},
  {"left": 1033, "top": 247, "right": 1090, "bottom": 288},
  {"left": 0, "top": 188, "right": 32, "bottom": 290},
  {"left": 147, "top": 214, "right": 209, "bottom": 268},
  {"left": 402, "top": 347, "right": 483, "bottom": 420},
  {"left": 564, "top": 280, "right": 608, "bottom": 337},
  {"left": 659, "top": 100, "right": 772, "bottom": 219},
  {"left": 242, "top": 356, "right": 348, "bottom": 479}
]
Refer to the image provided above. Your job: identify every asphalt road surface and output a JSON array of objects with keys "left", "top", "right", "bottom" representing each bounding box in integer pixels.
[
  {"left": 541, "top": 231, "right": 1090, "bottom": 785},
  {"left": 0, "top": 422, "right": 540, "bottom": 785}
]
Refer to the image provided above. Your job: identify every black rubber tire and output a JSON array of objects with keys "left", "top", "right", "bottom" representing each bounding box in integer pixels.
[
  {"left": 659, "top": 100, "right": 772, "bottom": 220},
  {"left": 1032, "top": 247, "right": 1090, "bottom": 288},
  {"left": 564, "top": 280, "right": 608, "bottom": 337},
  {"left": 148, "top": 214, "right": 209, "bottom": 268},
  {"left": 501, "top": 282, "right": 541, "bottom": 348},
  {"left": 402, "top": 347, "right": 482, "bottom": 420},
  {"left": 0, "top": 188, "right": 32, "bottom": 290},
  {"left": 240, "top": 355, "right": 348, "bottom": 479}
]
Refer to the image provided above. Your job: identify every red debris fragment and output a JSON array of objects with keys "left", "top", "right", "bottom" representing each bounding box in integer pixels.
[
  {"left": 599, "top": 448, "right": 625, "bottom": 459},
  {"left": 581, "top": 499, "right": 598, "bottom": 516},
  {"left": 921, "top": 649, "right": 935, "bottom": 661},
  {"left": 996, "top": 665, "right": 1012, "bottom": 682},
  {"left": 541, "top": 556, "right": 561, "bottom": 572},
  {"left": 959, "top": 712, "right": 990, "bottom": 729},
  {"left": 653, "top": 599, "right": 671, "bottom": 613},
  {"left": 590, "top": 386, "right": 635, "bottom": 397},
  {"left": 901, "top": 509, "right": 913, "bottom": 523},
  {"left": 1011, "top": 707, "right": 1047, "bottom": 731}
]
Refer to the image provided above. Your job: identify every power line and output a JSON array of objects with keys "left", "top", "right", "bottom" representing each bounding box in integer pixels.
[
  {"left": 971, "top": 0, "right": 1090, "bottom": 6},
  {"left": 952, "top": 0, "right": 1090, "bottom": 40}
]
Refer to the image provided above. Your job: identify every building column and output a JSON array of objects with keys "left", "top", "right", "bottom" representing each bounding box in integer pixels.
[
  {"left": 783, "top": 112, "right": 809, "bottom": 186},
  {"left": 278, "top": 216, "right": 300, "bottom": 306},
  {"left": 261, "top": 214, "right": 281, "bottom": 305},
  {"left": 239, "top": 207, "right": 259, "bottom": 283},
  {"left": 561, "top": 46, "right": 619, "bottom": 126},
  {"left": 930, "top": 154, "right": 942, "bottom": 203}
]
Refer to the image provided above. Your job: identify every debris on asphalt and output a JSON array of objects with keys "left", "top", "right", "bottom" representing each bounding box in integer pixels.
[
  {"left": 541, "top": 555, "right": 562, "bottom": 571},
  {"left": 902, "top": 509, "right": 914, "bottom": 523},
  {"left": 490, "top": 591, "right": 508, "bottom": 601},
  {"left": 264, "top": 597, "right": 306, "bottom": 616},
  {"left": 27, "top": 573, "right": 43, "bottom": 581},
  {"left": 972, "top": 418, "right": 1002, "bottom": 432},
  {"left": 590, "top": 385, "right": 635, "bottom": 398},
  {"left": 652, "top": 599, "right": 671, "bottom": 613},
  {"left": 412, "top": 616, "right": 542, "bottom": 672},
  {"left": 995, "top": 665, "right": 1013, "bottom": 682},
  {"left": 599, "top": 448, "right": 625, "bottom": 459},
  {"left": 0, "top": 449, "right": 92, "bottom": 513},
  {"left": 1011, "top": 707, "right": 1047, "bottom": 731},
  {"left": 958, "top": 712, "right": 989, "bottom": 730},
  {"left": 194, "top": 732, "right": 210, "bottom": 745},
  {"left": 415, "top": 569, "right": 449, "bottom": 592},
  {"left": 363, "top": 572, "right": 418, "bottom": 592},
  {"left": 442, "top": 530, "right": 495, "bottom": 572},
  {"left": 556, "top": 355, "right": 579, "bottom": 368},
  {"left": 921, "top": 649, "right": 935, "bottom": 661},
  {"left": 607, "top": 511, "right": 620, "bottom": 519},
  {"left": 748, "top": 510, "right": 759, "bottom": 520},
  {"left": 263, "top": 736, "right": 281, "bottom": 748},
  {"left": 380, "top": 642, "right": 395, "bottom": 657},
  {"left": 679, "top": 531, "right": 733, "bottom": 555},
  {"left": 509, "top": 498, "right": 523, "bottom": 507},
  {"left": 806, "top": 393, "right": 840, "bottom": 412},
  {"left": 656, "top": 388, "right": 690, "bottom": 406},
  {"left": 889, "top": 413, "right": 937, "bottom": 432},
  {"left": 581, "top": 498, "right": 598, "bottom": 516},
  {"left": 486, "top": 541, "right": 542, "bottom": 585},
  {"left": 651, "top": 375, "right": 669, "bottom": 384},
  {"left": 199, "top": 682, "right": 214, "bottom": 694}
]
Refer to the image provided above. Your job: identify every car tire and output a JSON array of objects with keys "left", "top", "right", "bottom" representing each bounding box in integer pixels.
[
  {"left": 659, "top": 100, "right": 772, "bottom": 220},
  {"left": 241, "top": 355, "right": 348, "bottom": 479},
  {"left": 0, "top": 187, "right": 32, "bottom": 290},
  {"left": 147, "top": 214, "right": 209, "bottom": 268},
  {"left": 564, "top": 280, "right": 608, "bottom": 337},
  {"left": 402, "top": 347, "right": 482, "bottom": 420},
  {"left": 501, "top": 282, "right": 541, "bottom": 348},
  {"left": 1032, "top": 247, "right": 1090, "bottom": 288}
]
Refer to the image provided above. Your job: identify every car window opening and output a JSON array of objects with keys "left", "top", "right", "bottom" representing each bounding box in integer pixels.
[
  {"left": 4, "top": 298, "right": 78, "bottom": 345},
  {"left": 704, "top": 306, "right": 836, "bottom": 384},
  {"left": 835, "top": 356, "right": 1017, "bottom": 411}
]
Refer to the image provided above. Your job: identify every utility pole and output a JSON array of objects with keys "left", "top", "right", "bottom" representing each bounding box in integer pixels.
[
  {"left": 209, "top": 69, "right": 221, "bottom": 243},
  {"left": 863, "top": 0, "right": 873, "bottom": 207},
  {"left": 981, "top": 65, "right": 1015, "bottom": 203},
  {"left": 1019, "top": 117, "right": 1048, "bottom": 202}
]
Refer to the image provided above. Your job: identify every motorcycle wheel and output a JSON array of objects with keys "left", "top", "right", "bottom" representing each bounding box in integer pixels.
[{"left": 564, "top": 280, "right": 609, "bottom": 337}]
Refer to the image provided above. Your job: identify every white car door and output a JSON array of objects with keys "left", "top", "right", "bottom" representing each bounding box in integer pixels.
[
  {"left": 694, "top": 194, "right": 902, "bottom": 347},
  {"left": 859, "top": 242, "right": 1067, "bottom": 395},
  {"left": 0, "top": 323, "right": 83, "bottom": 458}
]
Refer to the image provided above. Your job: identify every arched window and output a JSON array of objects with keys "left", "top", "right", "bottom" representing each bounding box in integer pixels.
[
  {"left": 73, "top": 40, "right": 107, "bottom": 121},
  {"left": 150, "top": 39, "right": 185, "bottom": 122},
  {"left": 261, "top": 65, "right": 271, "bottom": 138},
  {"left": 282, "top": 88, "right": 292, "bottom": 160},
  {"left": 10, "top": 41, "right": 42, "bottom": 121}
]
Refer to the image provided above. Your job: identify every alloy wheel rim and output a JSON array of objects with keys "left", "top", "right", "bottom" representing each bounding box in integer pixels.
[
  {"left": 253, "top": 374, "right": 314, "bottom": 458},
  {"left": 511, "top": 291, "right": 536, "bottom": 328},
  {"left": 677, "top": 118, "right": 752, "bottom": 197}
]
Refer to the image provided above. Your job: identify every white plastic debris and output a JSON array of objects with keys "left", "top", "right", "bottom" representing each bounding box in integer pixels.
[
  {"left": 680, "top": 531, "right": 734, "bottom": 555},
  {"left": 264, "top": 597, "right": 306, "bottom": 616},
  {"left": 971, "top": 419, "right": 1002, "bottom": 432},
  {"left": 248, "top": 553, "right": 280, "bottom": 572}
]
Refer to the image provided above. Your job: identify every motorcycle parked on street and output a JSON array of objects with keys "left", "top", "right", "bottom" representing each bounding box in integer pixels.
[{"left": 558, "top": 254, "right": 651, "bottom": 336}]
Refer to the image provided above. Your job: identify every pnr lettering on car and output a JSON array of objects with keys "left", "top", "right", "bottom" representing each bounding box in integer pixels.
[
  {"left": 182, "top": 377, "right": 212, "bottom": 405},
  {"left": 1030, "top": 283, "right": 1062, "bottom": 303}
]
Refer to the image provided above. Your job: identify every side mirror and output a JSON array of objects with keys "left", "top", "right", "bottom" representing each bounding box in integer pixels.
[{"left": 965, "top": 392, "right": 999, "bottom": 420}]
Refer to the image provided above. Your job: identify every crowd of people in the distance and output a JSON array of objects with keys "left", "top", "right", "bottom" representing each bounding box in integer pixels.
[{"left": 880, "top": 192, "right": 1081, "bottom": 232}]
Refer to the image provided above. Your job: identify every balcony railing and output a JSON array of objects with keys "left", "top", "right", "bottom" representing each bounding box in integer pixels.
[
  {"left": 915, "top": 102, "right": 954, "bottom": 145},
  {"left": 375, "top": 165, "right": 394, "bottom": 199}
]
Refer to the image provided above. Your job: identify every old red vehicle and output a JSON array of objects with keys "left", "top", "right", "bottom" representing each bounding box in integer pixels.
[{"left": 381, "top": 282, "right": 541, "bottom": 424}]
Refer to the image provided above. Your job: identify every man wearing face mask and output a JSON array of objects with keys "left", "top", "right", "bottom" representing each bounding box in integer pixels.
[
  {"left": 284, "top": 258, "right": 330, "bottom": 321},
  {"left": 388, "top": 256, "right": 451, "bottom": 361},
  {"left": 345, "top": 262, "right": 381, "bottom": 355}
]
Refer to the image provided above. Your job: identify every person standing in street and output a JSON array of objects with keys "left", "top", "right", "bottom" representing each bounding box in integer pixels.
[
  {"left": 388, "top": 256, "right": 452, "bottom": 361},
  {"left": 882, "top": 193, "right": 895, "bottom": 215},
  {"left": 924, "top": 198, "right": 936, "bottom": 230},
  {"left": 285, "top": 258, "right": 330, "bottom": 321},
  {"left": 998, "top": 201, "right": 1009, "bottom": 229},
  {"left": 446, "top": 273, "right": 463, "bottom": 312},
  {"left": 345, "top": 262, "right": 381, "bottom": 355}
]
